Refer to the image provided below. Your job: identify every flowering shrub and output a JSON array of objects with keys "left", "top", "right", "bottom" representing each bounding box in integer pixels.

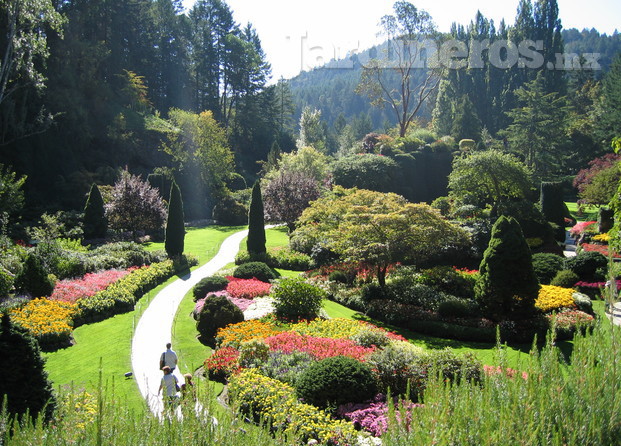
[
  {"left": 569, "top": 221, "right": 597, "bottom": 238},
  {"left": 535, "top": 285, "right": 576, "bottom": 312},
  {"left": 225, "top": 277, "right": 271, "bottom": 299},
  {"left": 264, "top": 331, "right": 376, "bottom": 361},
  {"left": 581, "top": 243, "right": 621, "bottom": 258},
  {"left": 193, "top": 291, "right": 230, "bottom": 317},
  {"left": 290, "top": 318, "right": 406, "bottom": 343},
  {"left": 337, "top": 395, "right": 422, "bottom": 437},
  {"left": 204, "top": 346, "right": 241, "bottom": 382},
  {"left": 592, "top": 233, "right": 610, "bottom": 243},
  {"left": 228, "top": 369, "right": 357, "bottom": 444},
  {"left": 9, "top": 298, "right": 76, "bottom": 348},
  {"left": 575, "top": 280, "right": 621, "bottom": 292},
  {"left": 51, "top": 269, "right": 132, "bottom": 303},
  {"left": 548, "top": 310, "right": 595, "bottom": 331},
  {"left": 216, "top": 319, "right": 279, "bottom": 349}
]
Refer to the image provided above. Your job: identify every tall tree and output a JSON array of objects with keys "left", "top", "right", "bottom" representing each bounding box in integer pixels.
[
  {"left": 451, "top": 95, "right": 482, "bottom": 142},
  {"left": 165, "top": 181, "right": 185, "bottom": 257},
  {"left": 83, "top": 183, "right": 107, "bottom": 239},
  {"left": 246, "top": 181, "right": 266, "bottom": 256},
  {"left": 596, "top": 55, "right": 621, "bottom": 147},
  {"left": 356, "top": 1, "right": 441, "bottom": 137}
]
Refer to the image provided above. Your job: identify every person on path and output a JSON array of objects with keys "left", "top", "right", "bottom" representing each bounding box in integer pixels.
[
  {"left": 160, "top": 342, "right": 178, "bottom": 372},
  {"left": 158, "top": 366, "right": 179, "bottom": 409},
  {"left": 181, "top": 373, "right": 195, "bottom": 399}
]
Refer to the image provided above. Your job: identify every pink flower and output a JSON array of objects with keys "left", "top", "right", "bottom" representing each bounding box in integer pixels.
[
  {"left": 51, "top": 269, "right": 132, "bottom": 303},
  {"left": 264, "top": 332, "right": 376, "bottom": 361}
]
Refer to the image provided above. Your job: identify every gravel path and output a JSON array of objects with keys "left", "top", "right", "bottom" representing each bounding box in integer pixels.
[{"left": 131, "top": 228, "right": 250, "bottom": 415}]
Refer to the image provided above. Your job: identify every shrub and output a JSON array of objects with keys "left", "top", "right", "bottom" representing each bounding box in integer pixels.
[
  {"left": 550, "top": 269, "right": 580, "bottom": 288},
  {"left": 565, "top": 251, "right": 608, "bottom": 282},
  {"left": 416, "top": 265, "right": 476, "bottom": 299},
  {"left": 366, "top": 341, "right": 426, "bottom": 396},
  {"left": 390, "top": 279, "right": 448, "bottom": 311},
  {"left": 83, "top": 183, "right": 107, "bottom": 239},
  {"left": 532, "top": 253, "right": 566, "bottom": 285},
  {"left": 572, "top": 292, "right": 594, "bottom": 315},
  {"left": 15, "top": 253, "right": 55, "bottom": 297},
  {"left": 232, "top": 262, "right": 278, "bottom": 282},
  {"left": 164, "top": 181, "right": 185, "bottom": 257},
  {"left": 549, "top": 310, "right": 595, "bottom": 339},
  {"left": 536, "top": 285, "right": 576, "bottom": 313},
  {"left": 192, "top": 276, "right": 229, "bottom": 301},
  {"left": 328, "top": 270, "right": 348, "bottom": 283},
  {"left": 246, "top": 182, "right": 266, "bottom": 256},
  {"left": 350, "top": 327, "right": 392, "bottom": 348},
  {"left": 212, "top": 196, "right": 247, "bottom": 225},
  {"left": 413, "top": 349, "right": 483, "bottom": 390},
  {"left": 0, "top": 269, "right": 14, "bottom": 298},
  {"left": 438, "top": 297, "right": 480, "bottom": 318},
  {"left": 267, "top": 247, "right": 314, "bottom": 270},
  {"left": 271, "top": 277, "right": 326, "bottom": 320},
  {"left": 196, "top": 294, "right": 245, "bottom": 347},
  {"left": 295, "top": 356, "right": 378, "bottom": 409},
  {"left": 260, "top": 350, "right": 315, "bottom": 386}
]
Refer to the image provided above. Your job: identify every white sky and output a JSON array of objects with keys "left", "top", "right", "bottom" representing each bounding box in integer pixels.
[{"left": 182, "top": 0, "right": 621, "bottom": 81}]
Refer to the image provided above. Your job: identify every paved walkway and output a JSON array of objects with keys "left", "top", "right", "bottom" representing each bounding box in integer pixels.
[{"left": 131, "top": 228, "right": 250, "bottom": 415}]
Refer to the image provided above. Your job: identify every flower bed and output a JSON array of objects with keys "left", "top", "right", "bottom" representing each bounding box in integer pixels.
[
  {"left": 9, "top": 298, "right": 76, "bottom": 349},
  {"left": 225, "top": 277, "right": 271, "bottom": 299},
  {"left": 581, "top": 243, "right": 621, "bottom": 258},
  {"left": 535, "top": 285, "right": 576, "bottom": 313},
  {"left": 216, "top": 319, "right": 280, "bottom": 349},
  {"left": 51, "top": 268, "right": 134, "bottom": 303},
  {"left": 264, "top": 331, "right": 376, "bottom": 361}
]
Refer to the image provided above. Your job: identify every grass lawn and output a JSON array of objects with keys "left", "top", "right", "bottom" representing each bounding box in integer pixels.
[
  {"left": 565, "top": 201, "right": 599, "bottom": 222},
  {"left": 43, "top": 225, "right": 245, "bottom": 413}
]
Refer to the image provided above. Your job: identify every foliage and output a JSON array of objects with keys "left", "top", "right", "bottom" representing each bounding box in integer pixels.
[
  {"left": 14, "top": 252, "right": 55, "bottom": 297},
  {"left": 233, "top": 262, "right": 277, "bottom": 282},
  {"left": 259, "top": 350, "right": 315, "bottom": 386},
  {"left": 225, "top": 277, "right": 272, "bottom": 299},
  {"left": 565, "top": 251, "right": 608, "bottom": 282},
  {"left": 548, "top": 310, "right": 595, "bottom": 339},
  {"left": 83, "top": 183, "right": 107, "bottom": 239},
  {"left": 540, "top": 181, "right": 570, "bottom": 241},
  {"left": 238, "top": 338, "right": 270, "bottom": 368},
  {"left": 332, "top": 154, "right": 400, "bottom": 193},
  {"left": 437, "top": 297, "right": 480, "bottom": 318},
  {"left": 579, "top": 163, "right": 621, "bottom": 206},
  {"left": 105, "top": 170, "right": 166, "bottom": 239},
  {"left": 262, "top": 170, "right": 321, "bottom": 232},
  {"left": 573, "top": 153, "right": 621, "bottom": 196},
  {"left": 192, "top": 276, "right": 229, "bottom": 301},
  {"left": 532, "top": 253, "right": 565, "bottom": 284},
  {"left": 292, "top": 188, "right": 469, "bottom": 287},
  {"left": 246, "top": 181, "right": 266, "bottom": 255},
  {"left": 366, "top": 341, "right": 426, "bottom": 396},
  {"left": 448, "top": 150, "right": 534, "bottom": 209},
  {"left": 475, "top": 216, "right": 540, "bottom": 321},
  {"left": 416, "top": 265, "right": 476, "bottom": 299},
  {"left": 271, "top": 277, "right": 326, "bottom": 320},
  {"left": 535, "top": 285, "right": 577, "bottom": 312},
  {"left": 164, "top": 181, "right": 185, "bottom": 257},
  {"left": 295, "top": 355, "right": 377, "bottom": 409},
  {"left": 0, "top": 314, "right": 56, "bottom": 422},
  {"left": 212, "top": 195, "right": 247, "bottom": 226},
  {"left": 550, "top": 269, "right": 580, "bottom": 288},
  {"left": 196, "top": 294, "right": 245, "bottom": 346},
  {"left": 235, "top": 247, "right": 314, "bottom": 271}
]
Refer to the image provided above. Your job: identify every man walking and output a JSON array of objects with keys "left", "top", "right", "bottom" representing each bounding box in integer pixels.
[{"left": 159, "top": 342, "right": 178, "bottom": 372}]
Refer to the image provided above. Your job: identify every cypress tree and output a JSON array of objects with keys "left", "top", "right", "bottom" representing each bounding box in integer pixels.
[
  {"left": 0, "top": 314, "right": 56, "bottom": 422},
  {"left": 165, "top": 181, "right": 185, "bottom": 257},
  {"left": 83, "top": 183, "right": 107, "bottom": 239},
  {"left": 540, "top": 181, "right": 567, "bottom": 242},
  {"left": 475, "top": 216, "right": 540, "bottom": 321},
  {"left": 246, "top": 181, "right": 266, "bottom": 256}
]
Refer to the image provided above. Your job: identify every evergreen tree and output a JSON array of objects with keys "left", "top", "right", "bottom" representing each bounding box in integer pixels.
[
  {"left": 15, "top": 253, "right": 54, "bottom": 297},
  {"left": 540, "top": 181, "right": 569, "bottom": 241},
  {"left": 451, "top": 95, "right": 482, "bottom": 142},
  {"left": 165, "top": 181, "right": 185, "bottom": 257},
  {"left": 0, "top": 314, "right": 56, "bottom": 421},
  {"left": 475, "top": 216, "right": 540, "bottom": 321},
  {"left": 246, "top": 181, "right": 266, "bottom": 256},
  {"left": 83, "top": 183, "right": 107, "bottom": 239}
]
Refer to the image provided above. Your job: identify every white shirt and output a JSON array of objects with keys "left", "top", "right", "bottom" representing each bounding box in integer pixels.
[
  {"left": 163, "top": 348, "right": 178, "bottom": 369},
  {"left": 161, "top": 373, "right": 178, "bottom": 397}
]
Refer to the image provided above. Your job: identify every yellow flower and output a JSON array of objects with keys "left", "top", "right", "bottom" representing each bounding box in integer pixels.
[{"left": 536, "top": 285, "right": 576, "bottom": 312}]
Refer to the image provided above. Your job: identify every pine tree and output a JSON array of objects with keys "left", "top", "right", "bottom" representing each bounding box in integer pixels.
[
  {"left": 475, "top": 216, "right": 540, "bottom": 321},
  {"left": 451, "top": 95, "right": 482, "bottom": 142},
  {"left": 83, "top": 183, "right": 107, "bottom": 239},
  {"left": 165, "top": 181, "right": 185, "bottom": 257},
  {"left": 0, "top": 314, "right": 56, "bottom": 421},
  {"left": 246, "top": 181, "right": 266, "bottom": 256}
]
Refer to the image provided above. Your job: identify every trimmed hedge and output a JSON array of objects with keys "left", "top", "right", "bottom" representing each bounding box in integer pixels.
[{"left": 233, "top": 262, "right": 278, "bottom": 282}]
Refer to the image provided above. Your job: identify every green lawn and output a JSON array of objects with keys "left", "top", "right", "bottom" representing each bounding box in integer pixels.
[
  {"left": 565, "top": 201, "right": 599, "bottom": 222},
  {"left": 43, "top": 225, "right": 245, "bottom": 413}
]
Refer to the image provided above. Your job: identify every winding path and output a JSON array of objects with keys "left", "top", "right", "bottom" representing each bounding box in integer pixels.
[{"left": 131, "top": 228, "right": 250, "bottom": 415}]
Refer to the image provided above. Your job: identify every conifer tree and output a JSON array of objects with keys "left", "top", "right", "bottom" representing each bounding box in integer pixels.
[
  {"left": 165, "top": 181, "right": 185, "bottom": 257},
  {"left": 83, "top": 183, "right": 107, "bottom": 239},
  {"left": 0, "top": 314, "right": 56, "bottom": 421},
  {"left": 246, "top": 181, "right": 266, "bottom": 256},
  {"left": 475, "top": 216, "right": 539, "bottom": 321}
]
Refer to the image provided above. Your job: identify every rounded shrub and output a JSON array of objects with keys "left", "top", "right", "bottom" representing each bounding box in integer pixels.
[
  {"left": 295, "top": 356, "right": 377, "bottom": 409},
  {"left": 532, "top": 253, "right": 565, "bottom": 285},
  {"left": 438, "top": 296, "right": 480, "bottom": 318},
  {"left": 15, "top": 253, "right": 55, "bottom": 297},
  {"left": 366, "top": 341, "right": 426, "bottom": 396},
  {"left": 573, "top": 292, "right": 594, "bottom": 315},
  {"left": 565, "top": 251, "right": 608, "bottom": 282},
  {"left": 260, "top": 351, "right": 315, "bottom": 386},
  {"left": 550, "top": 270, "right": 580, "bottom": 288},
  {"left": 417, "top": 266, "right": 475, "bottom": 299},
  {"left": 212, "top": 196, "right": 247, "bottom": 225},
  {"left": 192, "top": 276, "right": 229, "bottom": 301},
  {"left": 272, "top": 277, "right": 326, "bottom": 320},
  {"left": 328, "top": 270, "right": 348, "bottom": 284},
  {"left": 196, "top": 295, "right": 245, "bottom": 347},
  {"left": 233, "top": 261, "right": 278, "bottom": 283}
]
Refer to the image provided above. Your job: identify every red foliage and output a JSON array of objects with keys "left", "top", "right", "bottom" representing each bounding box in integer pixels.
[{"left": 573, "top": 153, "right": 621, "bottom": 195}]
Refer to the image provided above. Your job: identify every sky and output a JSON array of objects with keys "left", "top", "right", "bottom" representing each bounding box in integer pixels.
[{"left": 182, "top": 0, "right": 621, "bottom": 81}]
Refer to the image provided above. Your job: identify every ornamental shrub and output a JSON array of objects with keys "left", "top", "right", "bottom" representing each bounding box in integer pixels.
[
  {"left": 196, "top": 294, "right": 245, "bottom": 347},
  {"left": 232, "top": 261, "right": 278, "bottom": 282},
  {"left": 192, "top": 276, "right": 229, "bottom": 301},
  {"left": 295, "top": 355, "right": 377, "bottom": 409},
  {"left": 438, "top": 297, "right": 480, "bottom": 318},
  {"left": 83, "top": 183, "right": 107, "bottom": 239},
  {"left": 572, "top": 292, "right": 594, "bottom": 315},
  {"left": 271, "top": 277, "right": 326, "bottom": 320},
  {"left": 416, "top": 265, "right": 476, "bottom": 299},
  {"left": 475, "top": 216, "right": 540, "bottom": 321},
  {"left": 413, "top": 349, "right": 483, "bottom": 391},
  {"left": 164, "top": 181, "right": 185, "bottom": 257},
  {"left": 565, "top": 251, "right": 608, "bottom": 282},
  {"left": 15, "top": 253, "right": 55, "bottom": 297},
  {"left": 550, "top": 269, "right": 580, "bottom": 288},
  {"left": 540, "top": 181, "right": 568, "bottom": 242},
  {"left": 532, "top": 253, "right": 565, "bottom": 285},
  {"left": 246, "top": 181, "right": 266, "bottom": 256},
  {"left": 366, "top": 341, "right": 426, "bottom": 396},
  {"left": 212, "top": 196, "right": 247, "bottom": 225}
]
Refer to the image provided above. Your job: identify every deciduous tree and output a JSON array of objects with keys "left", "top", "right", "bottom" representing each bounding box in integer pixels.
[{"left": 263, "top": 170, "right": 320, "bottom": 232}]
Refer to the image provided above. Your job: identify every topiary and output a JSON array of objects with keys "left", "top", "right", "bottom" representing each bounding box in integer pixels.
[
  {"left": 532, "top": 253, "right": 565, "bottom": 285},
  {"left": 550, "top": 269, "right": 580, "bottom": 288},
  {"left": 272, "top": 277, "right": 326, "bottom": 321},
  {"left": 295, "top": 356, "right": 377, "bottom": 409},
  {"left": 164, "top": 181, "right": 185, "bottom": 258},
  {"left": 475, "top": 216, "right": 540, "bottom": 321},
  {"left": 83, "top": 183, "right": 107, "bottom": 239},
  {"left": 565, "top": 251, "right": 608, "bottom": 282},
  {"left": 196, "top": 295, "right": 245, "bottom": 347},
  {"left": 233, "top": 261, "right": 278, "bottom": 283},
  {"left": 540, "top": 181, "right": 568, "bottom": 242},
  {"left": 246, "top": 181, "right": 266, "bottom": 256},
  {"left": 15, "top": 253, "right": 55, "bottom": 297},
  {"left": 192, "top": 276, "right": 229, "bottom": 301}
]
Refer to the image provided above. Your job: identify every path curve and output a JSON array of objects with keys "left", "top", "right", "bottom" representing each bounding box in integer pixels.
[{"left": 131, "top": 227, "right": 250, "bottom": 415}]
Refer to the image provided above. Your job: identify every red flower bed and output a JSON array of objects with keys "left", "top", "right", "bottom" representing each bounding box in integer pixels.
[
  {"left": 225, "top": 277, "right": 271, "bottom": 299},
  {"left": 205, "top": 346, "right": 241, "bottom": 382},
  {"left": 264, "top": 331, "right": 376, "bottom": 361},
  {"left": 581, "top": 243, "right": 620, "bottom": 258},
  {"left": 51, "top": 269, "right": 134, "bottom": 303}
]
